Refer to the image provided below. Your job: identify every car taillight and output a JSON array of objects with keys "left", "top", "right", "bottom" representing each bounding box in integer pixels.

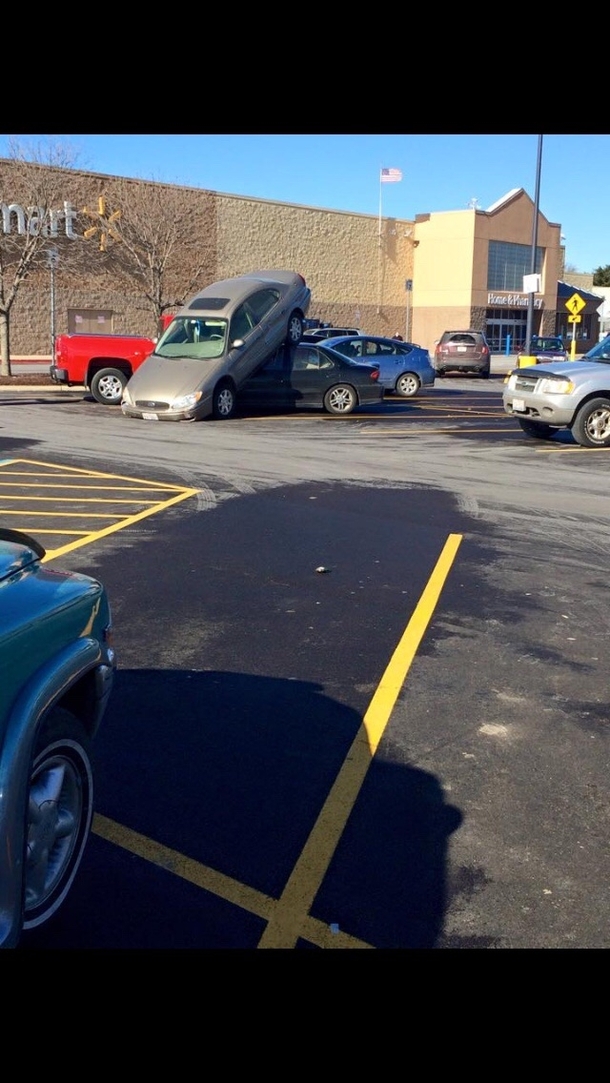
[
  {"left": 482, "top": 345, "right": 489, "bottom": 355},
  {"left": 369, "top": 368, "right": 380, "bottom": 381}
]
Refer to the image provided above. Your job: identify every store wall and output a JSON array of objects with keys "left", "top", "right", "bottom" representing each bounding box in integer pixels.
[
  {"left": 0, "top": 159, "right": 415, "bottom": 356},
  {"left": 411, "top": 191, "right": 563, "bottom": 352}
]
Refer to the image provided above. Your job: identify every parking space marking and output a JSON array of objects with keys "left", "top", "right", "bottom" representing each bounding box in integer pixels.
[
  {"left": 89, "top": 531, "right": 461, "bottom": 950},
  {"left": 92, "top": 814, "right": 373, "bottom": 950},
  {"left": 258, "top": 531, "right": 463, "bottom": 949},
  {"left": 0, "top": 458, "right": 200, "bottom": 558}
]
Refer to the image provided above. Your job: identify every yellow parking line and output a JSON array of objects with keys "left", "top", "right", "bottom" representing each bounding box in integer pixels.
[
  {"left": 92, "top": 814, "right": 373, "bottom": 949},
  {"left": 257, "top": 532, "right": 463, "bottom": 949},
  {"left": 92, "top": 532, "right": 462, "bottom": 949}
]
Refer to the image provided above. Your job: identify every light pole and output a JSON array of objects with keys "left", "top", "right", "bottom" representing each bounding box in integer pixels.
[
  {"left": 47, "top": 246, "right": 59, "bottom": 358},
  {"left": 405, "top": 279, "right": 413, "bottom": 341},
  {"left": 525, "top": 135, "right": 543, "bottom": 351}
]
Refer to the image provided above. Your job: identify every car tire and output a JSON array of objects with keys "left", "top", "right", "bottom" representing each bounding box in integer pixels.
[
  {"left": 517, "top": 418, "right": 557, "bottom": 440},
  {"left": 323, "top": 384, "right": 357, "bottom": 415},
  {"left": 480, "top": 369, "right": 490, "bottom": 380},
  {"left": 286, "top": 312, "right": 304, "bottom": 346},
  {"left": 90, "top": 368, "right": 128, "bottom": 405},
  {"left": 395, "top": 372, "right": 421, "bottom": 398},
  {"left": 22, "top": 707, "right": 94, "bottom": 932},
  {"left": 212, "top": 381, "right": 237, "bottom": 420},
  {"left": 571, "top": 397, "right": 610, "bottom": 448},
  {"left": 436, "top": 368, "right": 445, "bottom": 378}
]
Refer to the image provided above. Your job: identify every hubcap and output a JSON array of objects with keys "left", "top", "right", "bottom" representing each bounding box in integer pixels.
[
  {"left": 586, "top": 408, "right": 610, "bottom": 443},
  {"left": 217, "top": 389, "right": 234, "bottom": 416},
  {"left": 329, "top": 388, "right": 353, "bottom": 412}
]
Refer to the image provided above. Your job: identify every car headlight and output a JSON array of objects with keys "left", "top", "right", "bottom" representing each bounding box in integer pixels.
[
  {"left": 537, "top": 377, "right": 575, "bottom": 395},
  {"left": 122, "top": 387, "right": 132, "bottom": 405},
  {"left": 172, "top": 391, "right": 202, "bottom": 410}
]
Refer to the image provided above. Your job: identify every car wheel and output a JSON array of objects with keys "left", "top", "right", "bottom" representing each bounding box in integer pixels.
[
  {"left": 395, "top": 372, "right": 421, "bottom": 398},
  {"left": 22, "top": 707, "right": 94, "bottom": 931},
  {"left": 571, "top": 397, "right": 610, "bottom": 448},
  {"left": 436, "top": 368, "right": 445, "bottom": 378},
  {"left": 286, "top": 312, "right": 304, "bottom": 346},
  {"left": 517, "top": 418, "right": 557, "bottom": 440},
  {"left": 212, "top": 381, "right": 237, "bottom": 420},
  {"left": 480, "top": 369, "right": 490, "bottom": 380},
  {"left": 90, "top": 368, "right": 128, "bottom": 405},
  {"left": 323, "top": 384, "right": 357, "bottom": 415}
]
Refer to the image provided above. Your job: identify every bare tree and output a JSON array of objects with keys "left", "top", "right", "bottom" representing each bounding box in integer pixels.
[
  {"left": 99, "top": 176, "right": 216, "bottom": 333},
  {"left": 0, "top": 138, "right": 84, "bottom": 375}
]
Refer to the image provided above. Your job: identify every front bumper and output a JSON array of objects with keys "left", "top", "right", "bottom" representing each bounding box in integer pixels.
[{"left": 503, "top": 393, "right": 575, "bottom": 425}]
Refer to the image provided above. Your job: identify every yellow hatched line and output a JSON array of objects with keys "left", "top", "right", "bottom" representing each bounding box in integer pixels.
[
  {"left": 0, "top": 495, "right": 160, "bottom": 504},
  {"left": 0, "top": 458, "right": 200, "bottom": 560},
  {"left": 0, "top": 458, "right": 191, "bottom": 492},
  {"left": 0, "top": 481, "right": 184, "bottom": 492}
]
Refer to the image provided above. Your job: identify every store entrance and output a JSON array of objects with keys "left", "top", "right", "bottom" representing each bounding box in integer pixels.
[{"left": 486, "top": 310, "right": 533, "bottom": 353}]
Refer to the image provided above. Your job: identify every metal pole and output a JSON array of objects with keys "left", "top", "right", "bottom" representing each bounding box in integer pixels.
[
  {"left": 48, "top": 246, "right": 58, "bottom": 358},
  {"left": 50, "top": 263, "right": 56, "bottom": 355},
  {"left": 525, "top": 135, "right": 543, "bottom": 351}
]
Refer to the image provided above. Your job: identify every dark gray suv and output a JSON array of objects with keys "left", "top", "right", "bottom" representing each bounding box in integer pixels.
[{"left": 434, "top": 330, "right": 491, "bottom": 378}]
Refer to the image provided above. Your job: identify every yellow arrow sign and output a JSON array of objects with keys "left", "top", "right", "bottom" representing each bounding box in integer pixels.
[
  {"left": 565, "top": 292, "right": 586, "bottom": 315},
  {"left": 568, "top": 314, "right": 582, "bottom": 324}
]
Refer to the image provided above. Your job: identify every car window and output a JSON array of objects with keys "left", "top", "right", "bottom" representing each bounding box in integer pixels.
[
  {"left": 364, "top": 341, "right": 379, "bottom": 356},
  {"left": 230, "top": 303, "right": 255, "bottom": 341},
  {"left": 247, "top": 288, "right": 280, "bottom": 323},
  {"left": 446, "top": 333, "right": 477, "bottom": 345},
  {"left": 255, "top": 348, "right": 287, "bottom": 375},
  {"left": 155, "top": 316, "right": 228, "bottom": 359},
  {"left": 292, "top": 347, "right": 334, "bottom": 372}
]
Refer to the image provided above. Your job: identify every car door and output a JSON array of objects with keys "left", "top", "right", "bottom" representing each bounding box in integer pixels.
[
  {"left": 288, "top": 345, "right": 339, "bottom": 406},
  {"left": 238, "top": 347, "right": 294, "bottom": 411},
  {"left": 248, "top": 287, "right": 286, "bottom": 354}
]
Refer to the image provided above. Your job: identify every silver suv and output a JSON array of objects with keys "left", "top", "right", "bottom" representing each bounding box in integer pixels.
[{"left": 503, "top": 335, "right": 610, "bottom": 448}]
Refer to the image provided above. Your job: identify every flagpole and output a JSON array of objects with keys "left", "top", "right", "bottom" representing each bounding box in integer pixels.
[
  {"left": 378, "top": 165, "right": 382, "bottom": 244},
  {"left": 377, "top": 167, "right": 383, "bottom": 313}
]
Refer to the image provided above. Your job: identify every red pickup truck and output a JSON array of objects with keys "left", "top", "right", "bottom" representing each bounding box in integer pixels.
[{"left": 50, "top": 332, "right": 157, "bottom": 405}]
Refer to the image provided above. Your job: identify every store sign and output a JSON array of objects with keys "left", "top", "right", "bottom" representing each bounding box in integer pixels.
[
  {"left": 0, "top": 200, "right": 79, "bottom": 239},
  {"left": 488, "top": 292, "right": 543, "bottom": 310}
]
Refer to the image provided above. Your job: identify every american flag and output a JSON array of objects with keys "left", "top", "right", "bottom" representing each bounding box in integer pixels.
[{"left": 380, "top": 167, "right": 402, "bottom": 183}]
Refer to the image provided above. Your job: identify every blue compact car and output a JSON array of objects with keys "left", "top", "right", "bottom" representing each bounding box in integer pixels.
[{"left": 322, "top": 335, "right": 435, "bottom": 397}]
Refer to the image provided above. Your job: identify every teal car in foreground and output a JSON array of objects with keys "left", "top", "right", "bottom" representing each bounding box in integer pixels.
[{"left": 0, "top": 528, "right": 115, "bottom": 948}]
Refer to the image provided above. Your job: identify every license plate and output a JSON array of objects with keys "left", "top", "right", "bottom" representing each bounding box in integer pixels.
[
  {"left": 142, "top": 412, "right": 159, "bottom": 421},
  {"left": 512, "top": 398, "right": 525, "bottom": 412},
  {"left": 457, "top": 345, "right": 467, "bottom": 352}
]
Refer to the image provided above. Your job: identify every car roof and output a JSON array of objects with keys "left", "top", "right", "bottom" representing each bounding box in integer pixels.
[
  {"left": 179, "top": 270, "right": 301, "bottom": 315},
  {"left": 442, "top": 330, "right": 485, "bottom": 336}
]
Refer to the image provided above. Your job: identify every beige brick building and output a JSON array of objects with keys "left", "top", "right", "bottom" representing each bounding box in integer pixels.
[{"left": 0, "top": 160, "right": 599, "bottom": 358}]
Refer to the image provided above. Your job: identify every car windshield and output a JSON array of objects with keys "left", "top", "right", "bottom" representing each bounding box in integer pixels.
[
  {"left": 154, "top": 316, "right": 228, "bottom": 360},
  {"left": 583, "top": 337, "right": 610, "bottom": 363},
  {"left": 532, "top": 338, "right": 563, "bottom": 350}
]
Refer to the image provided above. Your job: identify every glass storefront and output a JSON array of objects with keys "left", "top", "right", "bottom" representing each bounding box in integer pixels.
[{"left": 486, "top": 308, "right": 539, "bottom": 353}]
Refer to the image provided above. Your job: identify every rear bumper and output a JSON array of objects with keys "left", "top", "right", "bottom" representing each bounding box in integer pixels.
[{"left": 50, "top": 365, "right": 68, "bottom": 384}]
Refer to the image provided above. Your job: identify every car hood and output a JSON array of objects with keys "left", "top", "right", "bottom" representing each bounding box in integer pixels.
[
  {"left": 529, "top": 360, "right": 610, "bottom": 378},
  {"left": 125, "top": 355, "right": 218, "bottom": 399}
]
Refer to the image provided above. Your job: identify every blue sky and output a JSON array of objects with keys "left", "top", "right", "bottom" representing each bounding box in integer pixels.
[{"left": 0, "top": 134, "right": 606, "bottom": 275}]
